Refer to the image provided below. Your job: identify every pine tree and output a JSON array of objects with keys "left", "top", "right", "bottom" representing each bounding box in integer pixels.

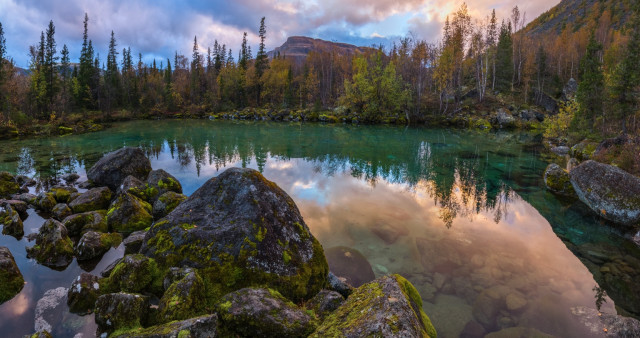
[
  {"left": 105, "top": 31, "right": 120, "bottom": 110},
  {"left": 191, "top": 36, "right": 202, "bottom": 102},
  {"left": 495, "top": 21, "right": 513, "bottom": 92},
  {"left": 60, "top": 44, "right": 71, "bottom": 112},
  {"left": 78, "top": 13, "right": 95, "bottom": 109},
  {"left": 44, "top": 21, "right": 58, "bottom": 112},
  {"left": 255, "top": 17, "right": 269, "bottom": 106},
  {"left": 487, "top": 9, "right": 498, "bottom": 91},
  {"left": 575, "top": 33, "right": 603, "bottom": 131},
  {"left": 239, "top": 32, "right": 249, "bottom": 71}
]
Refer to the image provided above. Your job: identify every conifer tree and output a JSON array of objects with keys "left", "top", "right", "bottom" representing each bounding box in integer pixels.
[
  {"left": 78, "top": 13, "right": 95, "bottom": 109},
  {"left": 495, "top": 21, "right": 513, "bottom": 92},
  {"left": 0, "top": 21, "right": 6, "bottom": 111},
  {"left": 255, "top": 17, "right": 269, "bottom": 106},
  {"left": 575, "top": 33, "right": 603, "bottom": 131}
]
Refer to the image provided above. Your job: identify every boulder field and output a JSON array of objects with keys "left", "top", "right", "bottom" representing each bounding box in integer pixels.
[{"left": 1, "top": 147, "right": 437, "bottom": 337}]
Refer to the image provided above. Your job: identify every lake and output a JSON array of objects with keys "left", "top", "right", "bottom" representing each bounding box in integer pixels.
[{"left": 0, "top": 119, "right": 638, "bottom": 337}]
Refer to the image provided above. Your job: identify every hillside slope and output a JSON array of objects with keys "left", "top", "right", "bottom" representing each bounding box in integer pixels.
[{"left": 267, "top": 36, "right": 372, "bottom": 63}]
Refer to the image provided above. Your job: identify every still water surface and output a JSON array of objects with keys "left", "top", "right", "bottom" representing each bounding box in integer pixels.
[{"left": 0, "top": 119, "right": 638, "bottom": 337}]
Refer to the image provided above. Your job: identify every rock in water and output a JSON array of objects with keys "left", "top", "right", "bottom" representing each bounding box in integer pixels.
[
  {"left": 67, "top": 273, "right": 100, "bottom": 315},
  {"left": 62, "top": 211, "right": 108, "bottom": 236},
  {"left": 544, "top": 163, "right": 575, "bottom": 197},
  {"left": 0, "top": 172, "right": 20, "bottom": 198},
  {"left": 311, "top": 274, "right": 437, "bottom": 337},
  {"left": 34, "top": 287, "right": 68, "bottom": 333},
  {"left": 26, "top": 219, "right": 74, "bottom": 269},
  {"left": 95, "top": 292, "right": 149, "bottom": 335},
  {"left": 145, "top": 169, "right": 183, "bottom": 202},
  {"left": 69, "top": 187, "right": 112, "bottom": 213},
  {"left": 74, "top": 231, "right": 122, "bottom": 261},
  {"left": 107, "top": 192, "right": 153, "bottom": 233},
  {"left": 52, "top": 203, "right": 72, "bottom": 221},
  {"left": 111, "top": 314, "right": 218, "bottom": 338},
  {"left": 0, "top": 247, "right": 24, "bottom": 303},
  {"left": 570, "top": 160, "right": 640, "bottom": 226},
  {"left": 87, "top": 147, "right": 152, "bottom": 191},
  {"left": 215, "top": 288, "right": 317, "bottom": 337},
  {"left": 141, "top": 167, "right": 328, "bottom": 302},
  {"left": 325, "top": 246, "right": 375, "bottom": 287},
  {"left": 123, "top": 230, "right": 147, "bottom": 254},
  {"left": 0, "top": 203, "right": 24, "bottom": 238}
]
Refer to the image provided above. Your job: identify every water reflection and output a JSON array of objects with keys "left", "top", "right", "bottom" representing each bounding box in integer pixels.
[{"left": 0, "top": 120, "right": 636, "bottom": 337}]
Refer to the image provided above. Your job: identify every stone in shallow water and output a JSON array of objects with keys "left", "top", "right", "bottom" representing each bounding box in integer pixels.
[
  {"left": 26, "top": 219, "right": 74, "bottom": 269},
  {"left": 62, "top": 210, "right": 108, "bottom": 237},
  {"left": 52, "top": 203, "right": 72, "bottom": 221},
  {"left": 87, "top": 147, "right": 152, "bottom": 191},
  {"left": 34, "top": 287, "right": 68, "bottom": 333},
  {"left": 505, "top": 292, "right": 528, "bottom": 312},
  {"left": 484, "top": 326, "right": 555, "bottom": 338},
  {"left": 325, "top": 246, "right": 375, "bottom": 288},
  {"left": 74, "top": 231, "right": 121, "bottom": 261},
  {"left": 67, "top": 273, "right": 100, "bottom": 315},
  {"left": 0, "top": 203, "right": 24, "bottom": 238},
  {"left": 123, "top": 230, "right": 147, "bottom": 254},
  {"left": 0, "top": 246, "right": 24, "bottom": 303},
  {"left": 69, "top": 187, "right": 112, "bottom": 213}
]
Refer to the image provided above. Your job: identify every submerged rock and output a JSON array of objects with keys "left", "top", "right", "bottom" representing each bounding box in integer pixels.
[
  {"left": 0, "top": 247, "right": 25, "bottom": 303},
  {"left": 3, "top": 199, "right": 28, "bottom": 219},
  {"left": 87, "top": 147, "right": 152, "bottom": 191},
  {"left": 69, "top": 187, "right": 112, "bottom": 213},
  {"left": 312, "top": 274, "right": 437, "bottom": 337},
  {"left": 325, "top": 246, "right": 375, "bottom": 288},
  {"left": 152, "top": 191, "right": 186, "bottom": 219},
  {"left": 74, "top": 231, "right": 122, "bottom": 261},
  {"left": 67, "top": 273, "right": 100, "bottom": 315},
  {"left": 484, "top": 326, "right": 554, "bottom": 338},
  {"left": 26, "top": 219, "right": 74, "bottom": 269},
  {"left": 0, "top": 203, "right": 24, "bottom": 238},
  {"left": 158, "top": 269, "right": 207, "bottom": 322},
  {"left": 95, "top": 292, "right": 149, "bottom": 335},
  {"left": 544, "top": 163, "right": 575, "bottom": 197},
  {"left": 34, "top": 287, "right": 68, "bottom": 333},
  {"left": 111, "top": 314, "right": 218, "bottom": 338},
  {"left": 141, "top": 167, "right": 328, "bottom": 303},
  {"left": 216, "top": 288, "right": 317, "bottom": 337},
  {"left": 107, "top": 193, "right": 153, "bottom": 233},
  {"left": 570, "top": 160, "right": 640, "bottom": 226},
  {"left": 62, "top": 211, "right": 108, "bottom": 236},
  {"left": 0, "top": 171, "right": 20, "bottom": 198}
]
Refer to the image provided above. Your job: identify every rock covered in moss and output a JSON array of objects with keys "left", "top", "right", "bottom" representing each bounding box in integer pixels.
[
  {"left": 13, "top": 193, "right": 37, "bottom": 205},
  {"left": 152, "top": 191, "right": 186, "bottom": 219},
  {"left": 26, "top": 331, "right": 53, "bottom": 338},
  {"left": 100, "top": 254, "right": 161, "bottom": 294},
  {"left": 327, "top": 271, "right": 354, "bottom": 298},
  {"left": 95, "top": 292, "right": 150, "bottom": 335},
  {"left": 544, "top": 163, "right": 575, "bottom": 197},
  {"left": 570, "top": 160, "right": 640, "bottom": 226},
  {"left": 307, "top": 290, "right": 344, "bottom": 319},
  {"left": 75, "top": 231, "right": 122, "bottom": 261},
  {"left": 35, "top": 193, "right": 57, "bottom": 212},
  {"left": 26, "top": 219, "right": 74, "bottom": 269},
  {"left": 62, "top": 210, "right": 108, "bottom": 236},
  {"left": 571, "top": 140, "right": 598, "bottom": 161},
  {"left": 67, "top": 272, "right": 100, "bottom": 315},
  {"left": 123, "top": 230, "right": 147, "bottom": 254},
  {"left": 325, "top": 246, "right": 375, "bottom": 288},
  {"left": 311, "top": 274, "right": 437, "bottom": 338},
  {"left": 69, "top": 187, "right": 112, "bottom": 213},
  {"left": 87, "top": 147, "right": 152, "bottom": 191},
  {"left": 1, "top": 203, "right": 24, "bottom": 238},
  {"left": 0, "top": 247, "right": 24, "bottom": 303},
  {"left": 141, "top": 167, "right": 328, "bottom": 303},
  {"left": 216, "top": 288, "right": 316, "bottom": 337},
  {"left": 146, "top": 169, "right": 183, "bottom": 202},
  {"left": 117, "top": 175, "right": 146, "bottom": 197},
  {"left": 49, "top": 186, "right": 77, "bottom": 204},
  {"left": 158, "top": 269, "right": 207, "bottom": 322},
  {"left": 111, "top": 314, "right": 218, "bottom": 338},
  {"left": 3, "top": 199, "right": 28, "bottom": 219},
  {"left": 52, "top": 203, "right": 72, "bottom": 221},
  {"left": 0, "top": 172, "right": 20, "bottom": 198},
  {"left": 107, "top": 193, "right": 153, "bottom": 233}
]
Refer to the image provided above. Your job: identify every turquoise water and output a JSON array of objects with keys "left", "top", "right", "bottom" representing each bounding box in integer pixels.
[{"left": 0, "top": 119, "right": 638, "bottom": 337}]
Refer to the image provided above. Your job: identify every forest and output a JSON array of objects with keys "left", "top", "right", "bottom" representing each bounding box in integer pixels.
[{"left": 0, "top": 1, "right": 638, "bottom": 138}]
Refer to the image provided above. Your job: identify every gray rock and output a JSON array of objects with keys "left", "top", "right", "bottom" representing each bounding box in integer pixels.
[
  {"left": 100, "top": 257, "right": 123, "bottom": 278},
  {"left": 2, "top": 199, "right": 28, "bottom": 219},
  {"left": 551, "top": 146, "right": 570, "bottom": 156},
  {"left": 472, "top": 288, "right": 504, "bottom": 330},
  {"left": 116, "top": 175, "right": 145, "bottom": 197},
  {"left": 52, "top": 203, "right": 72, "bottom": 221},
  {"left": 146, "top": 169, "right": 183, "bottom": 202},
  {"left": 572, "top": 306, "right": 640, "bottom": 337},
  {"left": 307, "top": 290, "right": 344, "bottom": 319},
  {"left": 74, "top": 231, "right": 121, "bottom": 261},
  {"left": 62, "top": 211, "right": 108, "bottom": 237},
  {"left": 13, "top": 193, "right": 37, "bottom": 205},
  {"left": 152, "top": 191, "right": 186, "bottom": 219},
  {"left": 567, "top": 158, "right": 580, "bottom": 172},
  {"left": 158, "top": 269, "right": 206, "bottom": 322},
  {"left": 87, "top": 147, "right": 152, "bottom": 191},
  {"left": 495, "top": 109, "right": 516, "bottom": 128},
  {"left": 107, "top": 192, "right": 153, "bottom": 233},
  {"left": 100, "top": 254, "right": 157, "bottom": 293},
  {"left": 535, "top": 90, "right": 558, "bottom": 113},
  {"left": 312, "top": 274, "right": 437, "bottom": 337},
  {"left": 67, "top": 273, "right": 100, "bottom": 315},
  {"left": 484, "top": 326, "right": 554, "bottom": 338},
  {"left": 111, "top": 314, "right": 218, "bottom": 338},
  {"left": 141, "top": 167, "right": 328, "bottom": 302},
  {"left": 570, "top": 160, "right": 640, "bottom": 226},
  {"left": 0, "top": 203, "right": 24, "bottom": 238},
  {"left": 95, "top": 292, "right": 149, "bottom": 335},
  {"left": 69, "top": 187, "right": 112, "bottom": 213},
  {"left": 0, "top": 247, "right": 25, "bottom": 303},
  {"left": 563, "top": 78, "right": 578, "bottom": 100},
  {"left": 49, "top": 186, "right": 78, "bottom": 204},
  {"left": 123, "top": 230, "right": 147, "bottom": 254},
  {"left": 62, "top": 173, "right": 80, "bottom": 183},
  {"left": 26, "top": 219, "right": 74, "bottom": 269},
  {"left": 34, "top": 287, "right": 68, "bottom": 333},
  {"left": 35, "top": 193, "right": 57, "bottom": 212},
  {"left": 327, "top": 272, "right": 354, "bottom": 298},
  {"left": 544, "top": 163, "right": 575, "bottom": 197},
  {"left": 216, "top": 288, "right": 316, "bottom": 337}
]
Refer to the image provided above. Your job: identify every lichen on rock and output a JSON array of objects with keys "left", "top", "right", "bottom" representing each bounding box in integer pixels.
[
  {"left": 0, "top": 247, "right": 24, "bottom": 303},
  {"left": 107, "top": 192, "right": 153, "bottom": 234},
  {"left": 26, "top": 219, "right": 74, "bottom": 269},
  {"left": 69, "top": 187, "right": 113, "bottom": 213},
  {"left": 543, "top": 163, "right": 575, "bottom": 197}
]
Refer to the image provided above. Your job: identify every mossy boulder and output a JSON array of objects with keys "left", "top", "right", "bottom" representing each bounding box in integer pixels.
[
  {"left": 0, "top": 203, "right": 24, "bottom": 238},
  {"left": 69, "top": 187, "right": 113, "bottom": 213},
  {"left": 35, "top": 192, "right": 57, "bottom": 212},
  {"left": 543, "top": 163, "right": 575, "bottom": 197},
  {"left": 95, "top": 292, "right": 150, "bottom": 336},
  {"left": 87, "top": 147, "right": 152, "bottom": 191},
  {"left": 67, "top": 272, "right": 100, "bottom": 315},
  {"left": 311, "top": 274, "right": 437, "bottom": 338},
  {"left": 158, "top": 269, "right": 207, "bottom": 322},
  {"left": 141, "top": 167, "right": 328, "bottom": 304},
  {"left": 52, "top": 203, "right": 72, "bottom": 221},
  {"left": 75, "top": 231, "right": 122, "bottom": 261},
  {"left": 117, "top": 175, "right": 146, "bottom": 198},
  {"left": 0, "top": 247, "right": 25, "bottom": 303},
  {"left": 570, "top": 160, "right": 640, "bottom": 226},
  {"left": 571, "top": 140, "right": 598, "bottom": 161},
  {"left": 0, "top": 172, "right": 20, "bottom": 198},
  {"left": 14, "top": 193, "right": 37, "bottom": 205},
  {"left": 26, "top": 219, "right": 74, "bottom": 269},
  {"left": 111, "top": 314, "right": 218, "bottom": 338},
  {"left": 327, "top": 271, "right": 354, "bottom": 298},
  {"left": 3, "top": 199, "right": 28, "bottom": 219},
  {"left": 107, "top": 193, "right": 153, "bottom": 233},
  {"left": 215, "top": 288, "right": 317, "bottom": 337},
  {"left": 307, "top": 289, "right": 345, "bottom": 320},
  {"left": 146, "top": 169, "right": 183, "bottom": 202},
  {"left": 62, "top": 210, "right": 108, "bottom": 236},
  {"left": 27, "top": 331, "right": 53, "bottom": 338},
  {"left": 123, "top": 230, "right": 147, "bottom": 254},
  {"left": 100, "top": 254, "right": 162, "bottom": 294},
  {"left": 49, "top": 186, "right": 77, "bottom": 204},
  {"left": 152, "top": 191, "right": 187, "bottom": 219}
]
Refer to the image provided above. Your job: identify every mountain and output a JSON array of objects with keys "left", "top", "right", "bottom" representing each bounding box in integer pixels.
[{"left": 267, "top": 36, "right": 373, "bottom": 63}]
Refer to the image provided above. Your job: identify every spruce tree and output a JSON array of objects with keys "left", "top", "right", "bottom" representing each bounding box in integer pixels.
[
  {"left": 576, "top": 33, "right": 604, "bottom": 131},
  {"left": 78, "top": 13, "right": 95, "bottom": 109},
  {"left": 495, "top": 21, "right": 513, "bottom": 92},
  {"left": 60, "top": 44, "right": 70, "bottom": 112},
  {"left": 255, "top": 17, "right": 269, "bottom": 106}
]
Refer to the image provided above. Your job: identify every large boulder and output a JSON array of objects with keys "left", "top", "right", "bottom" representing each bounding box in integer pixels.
[
  {"left": 141, "top": 167, "right": 328, "bottom": 303},
  {"left": 69, "top": 187, "right": 112, "bottom": 213},
  {"left": 111, "top": 314, "right": 218, "bottom": 338},
  {"left": 570, "top": 160, "right": 640, "bottom": 226},
  {"left": 158, "top": 269, "right": 207, "bottom": 322},
  {"left": 74, "top": 231, "right": 122, "bottom": 261},
  {"left": 67, "top": 272, "right": 100, "bottom": 315},
  {"left": 543, "top": 163, "right": 575, "bottom": 197},
  {"left": 87, "top": 147, "right": 152, "bottom": 191},
  {"left": 107, "top": 192, "right": 153, "bottom": 233},
  {"left": 311, "top": 274, "right": 437, "bottom": 337},
  {"left": 62, "top": 210, "right": 108, "bottom": 236},
  {"left": 95, "top": 292, "right": 150, "bottom": 335},
  {"left": 100, "top": 254, "right": 161, "bottom": 294},
  {"left": 0, "top": 203, "right": 24, "bottom": 238},
  {"left": 215, "top": 288, "right": 317, "bottom": 337},
  {"left": 0, "top": 172, "right": 20, "bottom": 198},
  {"left": 494, "top": 109, "right": 516, "bottom": 129},
  {"left": 0, "top": 247, "right": 24, "bottom": 303},
  {"left": 26, "top": 219, "right": 74, "bottom": 269}
]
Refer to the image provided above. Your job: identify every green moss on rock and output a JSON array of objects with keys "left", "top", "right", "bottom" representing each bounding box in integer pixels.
[
  {"left": 0, "top": 172, "right": 20, "bottom": 198},
  {"left": 0, "top": 247, "right": 25, "bottom": 304},
  {"left": 100, "top": 254, "right": 162, "bottom": 294},
  {"left": 158, "top": 270, "right": 207, "bottom": 322},
  {"left": 107, "top": 193, "right": 153, "bottom": 233}
]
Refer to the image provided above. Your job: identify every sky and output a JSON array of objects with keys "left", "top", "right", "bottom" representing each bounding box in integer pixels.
[{"left": 0, "top": 0, "right": 559, "bottom": 68}]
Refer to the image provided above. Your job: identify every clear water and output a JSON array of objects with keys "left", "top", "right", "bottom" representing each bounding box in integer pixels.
[{"left": 0, "top": 119, "right": 638, "bottom": 337}]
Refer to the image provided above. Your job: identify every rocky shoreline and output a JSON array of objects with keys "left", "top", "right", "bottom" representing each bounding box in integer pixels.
[{"left": 0, "top": 147, "right": 437, "bottom": 337}]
